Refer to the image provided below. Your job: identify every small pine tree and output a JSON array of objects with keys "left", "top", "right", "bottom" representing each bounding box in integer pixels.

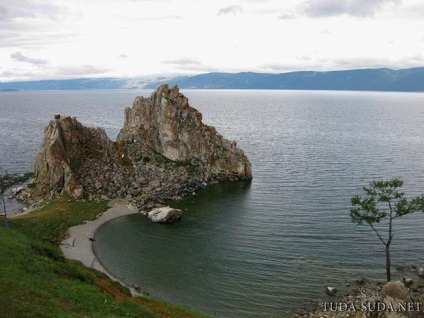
[{"left": 351, "top": 178, "right": 424, "bottom": 282}]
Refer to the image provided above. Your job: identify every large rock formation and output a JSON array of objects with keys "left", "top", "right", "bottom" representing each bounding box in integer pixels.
[
  {"left": 117, "top": 84, "right": 250, "bottom": 179},
  {"left": 32, "top": 115, "right": 117, "bottom": 199},
  {"left": 29, "top": 85, "right": 252, "bottom": 208}
]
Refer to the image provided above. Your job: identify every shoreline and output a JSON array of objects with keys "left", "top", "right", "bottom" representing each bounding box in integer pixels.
[{"left": 60, "top": 198, "right": 141, "bottom": 295}]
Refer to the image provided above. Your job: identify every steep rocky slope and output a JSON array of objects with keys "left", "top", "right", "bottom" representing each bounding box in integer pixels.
[
  {"left": 28, "top": 85, "right": 251, "bottom": 209},
  {"left": 117, "top": 84, "right": 250, "bottom": 178}
]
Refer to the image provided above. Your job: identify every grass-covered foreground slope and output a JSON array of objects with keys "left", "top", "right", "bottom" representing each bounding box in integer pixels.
[{"left": 1, "top": 197, "right": 210, "bottom": 318}]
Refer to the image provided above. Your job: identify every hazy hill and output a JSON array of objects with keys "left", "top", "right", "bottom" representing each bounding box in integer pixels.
[
  {"left": 147, "top": 68, "right": 424, "bottom": 91},
  {"left": 1, "top": 67, "right": 423, "bottom": 92}
]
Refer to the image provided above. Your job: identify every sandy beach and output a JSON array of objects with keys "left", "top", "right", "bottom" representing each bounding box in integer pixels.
[{"left": 60, "top": 199, "right": 139, "bottom": 293}]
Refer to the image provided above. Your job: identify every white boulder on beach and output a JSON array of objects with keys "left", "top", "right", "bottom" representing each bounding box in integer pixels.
[{"left": 147, "top": 206, "right": 182, "bottom": 223}]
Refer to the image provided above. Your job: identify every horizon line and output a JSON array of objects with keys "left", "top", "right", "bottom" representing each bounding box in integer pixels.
[{"left": 2, "top": 66, "right": 424, "bottom": 84}]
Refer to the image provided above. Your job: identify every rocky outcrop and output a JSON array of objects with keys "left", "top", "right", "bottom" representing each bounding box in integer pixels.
[
  {"left": 28, "top": 85, "right": 252, "bottom": 209},
  {"left": 117, "top": 84, "right": 251, "bottom": 179},
  {"left": 31, "top": 115, "right": 117, "bottom": 200}
]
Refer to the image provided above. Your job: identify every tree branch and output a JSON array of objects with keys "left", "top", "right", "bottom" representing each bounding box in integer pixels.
[{"left": 369, "top": 222, "right": 387, "bottom": 246}]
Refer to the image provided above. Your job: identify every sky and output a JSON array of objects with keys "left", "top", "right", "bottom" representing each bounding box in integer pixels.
[{"left": 1, "top": 0, "right": 424, "bottom": 82}]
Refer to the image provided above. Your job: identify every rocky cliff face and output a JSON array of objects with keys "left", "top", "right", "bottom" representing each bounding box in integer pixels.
[
  {"left": 32, "top": 115, "right": 117, "bottom": 199},
  {"left": 117, "top": 84, "right": 251, "bottom": 179},
  {"left": 29, "top": 85, "right": 251, "bottom": 207}
]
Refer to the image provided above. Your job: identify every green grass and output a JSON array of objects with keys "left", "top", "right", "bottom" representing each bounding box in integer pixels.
[
  {"left": 0, "top": 227, "right": 153, "bottom": 318},
  {"left": 10, "top": 197, "right": 109, "bottom": 242},
  {"left": 1, "top": 196, "right": 211, "bottom": 318},
  {"left": 153, "top": 152, "right": 199, "bottom": 175}
]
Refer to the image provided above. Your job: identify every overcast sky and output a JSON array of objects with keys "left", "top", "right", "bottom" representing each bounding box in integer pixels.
[{"left": 1, "top": 0, "right": 423, "bottom": 81}]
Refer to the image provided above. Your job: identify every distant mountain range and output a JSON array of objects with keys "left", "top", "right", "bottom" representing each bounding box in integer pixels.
[{"left": 1, "top": 67, "right": 424, "bottom": 92}]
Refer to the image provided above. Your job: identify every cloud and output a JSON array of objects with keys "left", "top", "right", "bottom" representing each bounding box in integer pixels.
[
  {"left": 260, "top": 62, "right": 315, "bottom": 72},
  {"left": 162, "top": 58, "right": 202, "bottom": 66},
  {"left": 389, "top": 2, "right": 424, "bottom": 20},
  {"left": 0, "top": 6, "right": 8, "bottom": 20},
  {"left": 300, "top": 0, "right": 400, "bottom": 18},
  {"left": 258, "top": 54, "right": 424, "bottom": 73},
  {"left": 161, "top": 58, "right": 210, "bottom": 73},
  {"left": 110, "top": 12, "right": 182, "bottom": 22},
  {"left": 410, "top": 55, "right": 424, "bottom": 62},
  {"left": 237, "top": 0, "right": 271, "bottom": 2},
  {"left": 119, "top": 54, "right": 128, "bottom": 58},
  {"left": 0, "top": 0, "right": 68, "bottom": 21},
  {"left": 55, "top": 65, "right": 110, "bottom": 76},
  {"left": 328, "top": 56, "right": 424, "bottom": 69},
  {"left": 161, "top": 58, "right": 221, "bottom": 73},
  {"left": 217, "top": 5, "right": 244, "bottom": 16},
  {"left": 144, "top": 15, "right": 182, "bottom": 21},
  {"left": 0, "top": 31, "right": 78, "bottom": 49},
  {"left": 0, "top": 1, "right": 80, "bottom": 49},
  {"left": 1, "top": 63, "right": 111, "bottom": 81},
  {"left": 278, "top": 13, "right": 295, "bottom": 19},
  {"left": 0, "top": 68, "right": 35, "bottom": 80},
  {"left": 172, "top": 64, "right": 221, "bottom": 73},
  {"left": 10, "top": 52, "right": 47, "bottom": 65},
  {"left": 128, "top": 0, "right": 170, "bottom": 2}
]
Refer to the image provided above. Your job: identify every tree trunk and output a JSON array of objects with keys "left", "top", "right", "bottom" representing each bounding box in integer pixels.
[
  {"left": 1, "top": 194, "right": 7, "bottom": 228},
  {"left": 385, "top": 244, "right": 391, "bottom": 282}
]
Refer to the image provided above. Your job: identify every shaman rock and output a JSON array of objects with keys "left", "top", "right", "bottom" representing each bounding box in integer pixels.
[
  {"left": 117, "top": 84, "right": 252, "bottom": 179},
  {"left": 30, "top": 85, "right": 252, "bottom": 203}
]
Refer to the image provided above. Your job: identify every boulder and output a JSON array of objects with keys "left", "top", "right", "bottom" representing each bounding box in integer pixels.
[
  {"left": 381, "top": 281, "right": 409, "bottom": 301},
  {"left": 382, "top": 281, "right": 412, "bottom": 315},
  {"left": 149, "top": 180, "right": 160, "bottom": 189},
  {"left": 147, "top": 206, "right": 182, "bottom": 223},
  {"left": 72, "top": 185, "right": 83, "bottom": 198},
  {"left": 402, "top": 277, "right": 414, "bottom": 287},
  {"left": 11, "top": 186, "right": 26, "bottom": 196},
  {"left": 94, "top": 181, "right": 102, "bottom": 190},
  {"left": 419, "top": 267, "right": 424, "bottom": 277},
  {"left": 325, "top": 287, "right": 337, "bottom": 296}
]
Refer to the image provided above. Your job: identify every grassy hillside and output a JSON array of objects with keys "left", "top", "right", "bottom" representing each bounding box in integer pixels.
[{"left": 1, "top": 197, "right": 210, "bottom": 318}]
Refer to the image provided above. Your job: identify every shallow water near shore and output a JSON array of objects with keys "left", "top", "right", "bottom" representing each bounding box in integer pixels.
[{"left": 2, "top": 89, "right": 424, "bottom": 317}]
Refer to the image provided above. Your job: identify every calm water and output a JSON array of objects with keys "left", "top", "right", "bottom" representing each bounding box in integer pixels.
[{"left": 1, "top": 89, "right": 424, "bottom": 317}]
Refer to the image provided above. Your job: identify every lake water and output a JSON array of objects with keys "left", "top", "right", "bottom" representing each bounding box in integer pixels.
[{"left": 1, "top": 89, "right": 424, "bottom": 317}]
